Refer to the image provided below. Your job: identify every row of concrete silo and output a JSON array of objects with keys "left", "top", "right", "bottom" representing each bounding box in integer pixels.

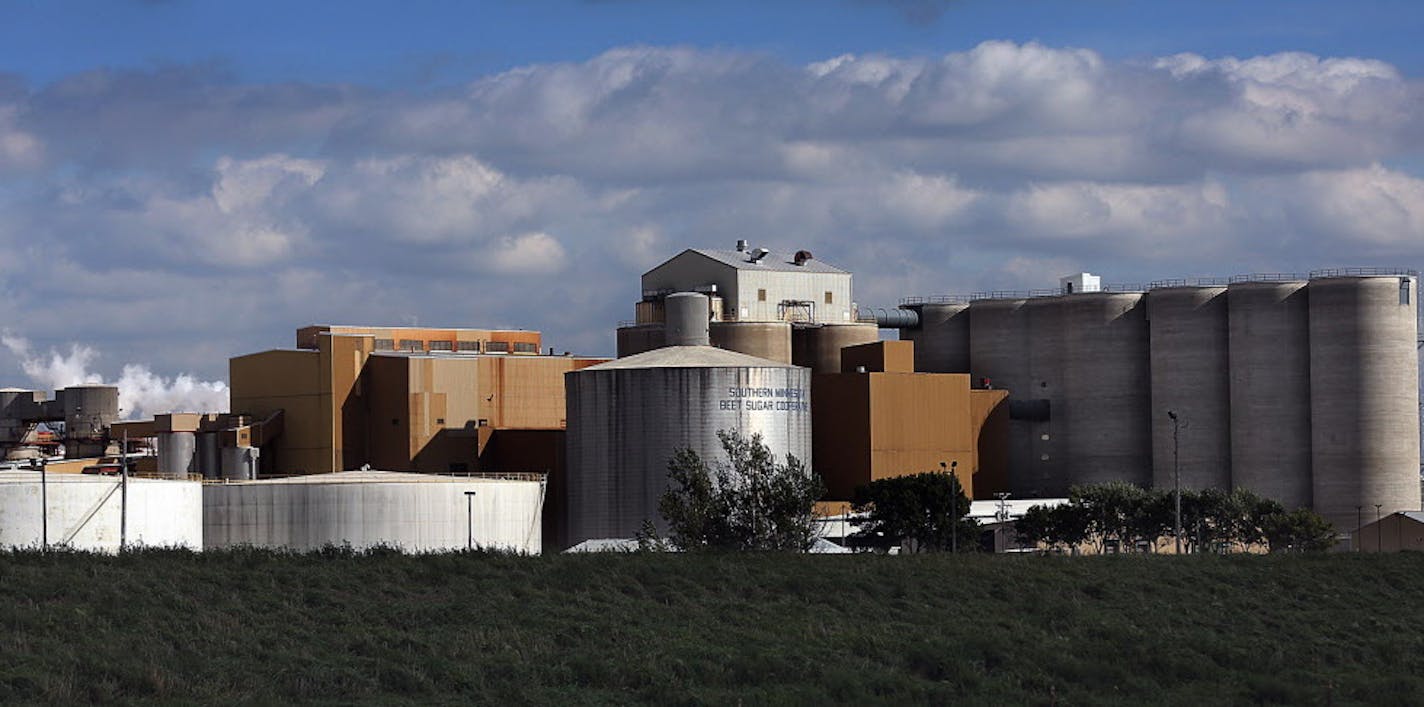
[{"left": 899, "top": 271, "right": 1420, "bottom": 530}]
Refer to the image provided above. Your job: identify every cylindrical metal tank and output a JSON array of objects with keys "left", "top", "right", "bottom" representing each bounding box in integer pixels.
[
  {"left": 1308, "top": 274, "right": 1421, "bottom": 531},
  {"left": 197, "top": 432, "right": 221, "bottom": 480},
  {"left": 616, "top": 324, "right": 665, "bottom": 358},
  {"left": 968, "top": 298, "right": 1040, "bottom": 494},
  {"left": 710, "top": 321, "right": 793, "bottom": 363},
  {"left": 221, "top": 446, "right": 260, "bottom": 480},
  {"left": 1025, "top": 296, "right": 1067, "bottom": 496},
  {"left": 665, "top": 293, "right": 711, "bottom": 346},
  {"left": 0, "top": 470, "right": 202, "bottom": 552},
  {"left": 1148, "top": 286, "right": 1231, "bottom": 492},
  {"left": 791, "top": 322, "right": 880, "bottom": 374},
  {"left": 156, "top": 431, "right": 196, "bottom": 478},
  {"left": 901, "top": 303, "right": 971, "bottom": 373},
  {"left": 1228, "top": 280, "right": 1313, "bottom": 509},
  {"left": 202, "top": 471, "right": 544, "bottom": 553},
  {"left": 0, "top": 388, "right": 36, "bottom": 445},
  {"left": 1060, "top": 293, "right": 1152, "bottom": 489},
  {"left": 564, "top": 346, "right": 813, "bottom": 548}
]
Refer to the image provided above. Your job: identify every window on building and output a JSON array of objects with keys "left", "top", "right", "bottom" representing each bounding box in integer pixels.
[
  {"left": 1402, "top": 279, "right": 1411, "bottom": 305},
  {"left": 757, "top": 288, "right": 767, "bottom": 302},
  {"left": 399, "top": 339, "right": 422, "bottom": 351},
  {"left": 486, "top": 341, "right": 510, "bottom": 353},
  {"left": 429, "top": 340, "right": 453, "bottom": 351},
  {"left": 435, "top": 418, "right": 445, "bottom": 426},
  {"left": 513, "top": 342, "right": 538, "bottom": 353},
  {"left": 457, "top": 341, "right": 481, "bottom": 352},
  {"left": 374, "top": 339, "right": 395, "bottom": 351},
  {"left": 824, "top": 291, "right": 833, "bottom": 305}
]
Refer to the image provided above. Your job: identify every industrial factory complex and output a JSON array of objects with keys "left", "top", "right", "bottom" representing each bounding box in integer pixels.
[{"left": 1, "top": 242, "right": 1419, "bottom": 553}]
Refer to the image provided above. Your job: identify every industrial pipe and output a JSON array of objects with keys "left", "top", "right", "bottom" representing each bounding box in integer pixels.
[{"left": 865, "top": 307, "right": 920, "bottom": 329}]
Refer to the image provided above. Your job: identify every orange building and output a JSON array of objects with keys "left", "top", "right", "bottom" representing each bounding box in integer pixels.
[
  {"left": 229, "top": 326, "right": 606, "bottom": 476},
  {"left": 812, "top": 340, "right": 1008, "bottom": 501}
]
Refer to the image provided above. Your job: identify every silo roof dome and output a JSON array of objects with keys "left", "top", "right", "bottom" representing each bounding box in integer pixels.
[{"left": 584, "top": 345, "right": 801, "bottom": 370}]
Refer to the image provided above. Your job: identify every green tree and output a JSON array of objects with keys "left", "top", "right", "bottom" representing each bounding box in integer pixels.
[
  {"left": 659, "top": 430, "right": 824, "bottom": 552},
  {"left": 1259, "top": 508, "right": 1337, "bottom": 553},
  {"left": 851, "top": 472, "right": 978, "bottom": 552}
]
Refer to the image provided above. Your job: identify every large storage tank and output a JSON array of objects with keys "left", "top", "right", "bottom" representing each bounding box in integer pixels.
[
  {"left": 157, "top": 432, "right": 196, "bottom": 478},
  {"left": 1227, "top": 279, "right": 1313, "bottom": 509},
  {"left": 0, "top": 471, "right": 202, "bottom": 551},
  {"left": 1308, "top": 272, "right": 1421, "bottom": 531},
  {"left": 0, "top": 388, "right": 38, "bottom": 446},
  {"left": 900, "top": 301, "right": 971, "bottom": 373},
  {"left": 203, "top": 470, "right": 544, "bottom": 553},
  {"left": 711, "top": 321, "right": 793, "bottom": 363},
  {"left": 1060, "top": 292, "right": 1152, "bottom": 488},
  {"left": 791, "top": 322, "right": 880, "bottom": 374},
  {"left": 968, "top": 298, "right": 1039, "bottom": 495},
  {"left": 564, "top": 346, "right": 813, "bottom": 547},
  {"left": 1147, "top": 285, "right": 1231, "bottom": 492}
]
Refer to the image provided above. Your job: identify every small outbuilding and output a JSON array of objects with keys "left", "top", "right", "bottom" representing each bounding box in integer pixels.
[{"left": 1353, "top": 511, "right": 1424, "bottom": 552}]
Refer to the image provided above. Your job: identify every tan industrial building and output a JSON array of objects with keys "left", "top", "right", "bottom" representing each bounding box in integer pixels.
[
  {"left": 229, "top": 325, "right": 605, "bottom": 476},
  {"left": 812, "top": 340, "right": 1008, "bottom": 501}
]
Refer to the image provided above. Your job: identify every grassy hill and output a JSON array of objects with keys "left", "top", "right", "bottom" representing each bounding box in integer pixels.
[{"left": 1, "top": 548, "right": 1421, "bottom": 704}]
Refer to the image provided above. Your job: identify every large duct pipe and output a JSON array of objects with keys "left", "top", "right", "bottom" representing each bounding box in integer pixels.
[
  {"left": 665, "top": 292, "right": 711, "bottom": 346},
  {"left": 866, "top": 307, "right": 920, "bottom": 329}
]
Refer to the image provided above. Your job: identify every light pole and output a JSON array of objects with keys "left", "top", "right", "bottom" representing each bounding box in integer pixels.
[
  {"left": 31, "top": 456, "right": 48, "bottom": 551},
  {"left": 948, "top": 461, "right": 959, "bottom": 553},
  {"left": 994, "top": 492, "right": 1011, "bottom": 552},
  {"left": 1167, "top": 411, "right": 1181, "bottom": 555},
  {"left": 464, "top": 491, "right": 477, "bottom": 550},
  {"left": 1375, "top": 504, "right": 1383, "bottom": 552}
]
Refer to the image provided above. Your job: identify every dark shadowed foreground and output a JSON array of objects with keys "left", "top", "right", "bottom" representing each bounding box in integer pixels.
[{"left": 1, "top": 548, "right": 1419, "bottom": 704}]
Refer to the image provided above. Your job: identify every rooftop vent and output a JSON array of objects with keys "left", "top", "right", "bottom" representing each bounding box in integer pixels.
[
  {"left": 748, "top": 248, "right": 770, "bottom": 263},
  {"left": 735, "top": 239, "right": 749, "bottom": 252},
  {"left": 793, "top": 250, "right": 814, "bottom": 266}
]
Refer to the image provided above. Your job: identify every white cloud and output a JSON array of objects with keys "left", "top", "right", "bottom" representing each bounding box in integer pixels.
[{"left": 486, "top": 232, "right": 568, "bottom": 274}]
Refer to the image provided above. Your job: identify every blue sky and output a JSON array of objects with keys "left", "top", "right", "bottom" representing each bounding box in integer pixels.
[
  {"left": 0, "top": 0, "right": 1422, "bottom": 414},
  {"left": 6, "top": 1, "right": 1424, "bottom": 85}
]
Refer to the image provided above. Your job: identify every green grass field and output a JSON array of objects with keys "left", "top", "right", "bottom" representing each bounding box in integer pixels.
[{"left": 1, "top": 549, "right": 1420, "bottom": 705}]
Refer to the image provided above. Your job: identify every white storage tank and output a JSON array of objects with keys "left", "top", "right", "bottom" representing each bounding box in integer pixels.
[
  {"left": 202, "top": 471, "right": 544, "bottom": 553},
  {"left": 0, "top": 470, "right": 202, "bottom": 551},
  {"left": 564, "top": 345, "right": 813, "bottom": 549}
]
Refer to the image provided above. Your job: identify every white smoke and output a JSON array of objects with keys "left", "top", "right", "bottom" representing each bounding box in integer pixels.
[{"left": 1, "top": 331, "right": 229, "bottom": 420}]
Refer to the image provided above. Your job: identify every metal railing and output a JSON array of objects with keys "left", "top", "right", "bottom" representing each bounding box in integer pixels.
[
  {"left": 1146, "top": 277, "right": 1232, "bottom": 288},
  {"left": 1310, "top": 267, "right": 1420, "bottom": 278},
  {"left": 900, "top": 295, "right": 973, "bottom": 305},
  {"left": 1227, "top": 272, "right": 1310, "bottom": 284}
]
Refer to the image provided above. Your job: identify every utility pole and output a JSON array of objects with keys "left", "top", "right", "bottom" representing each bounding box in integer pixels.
[
  {"left": 120, "top": 430, "right": 129, "bottom": 552},
  {"left": 1376, "top": 504, "right": 1383, "bottom": 552},
  {"left": 1356, "top": 506, "right": 1363, "bottom": 552},
  {"left": 465, "top": 491, "right": 477, "bottom": 550},
  {"left": 1168, "top": 411, "right": 1181, "bottom": 555},
  {"left": 950, "top": 460, "right": 959, "bottom": 553},
  {"left": 34, "top": 456, "right": 48, "bottom": 551}
]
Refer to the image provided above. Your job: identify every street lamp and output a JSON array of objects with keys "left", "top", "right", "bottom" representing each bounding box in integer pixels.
[
  {"left": 464, "top": 491, "right": 477, "bottom": 550},
  {"left": 30, "top": 456, "right": 47, "bottom": 551},
  {"left": 1167, "top": 410, "right": 1181, "bottom": 555},
  {"left": 994, "top": 492, "right": 1011, "bottom": 553},
  {"left": 1375, "top": 504, "right": 1383, "bottom": 552},
  {"left": 941, "top": 461, "right": 959, "bottom": 553}
]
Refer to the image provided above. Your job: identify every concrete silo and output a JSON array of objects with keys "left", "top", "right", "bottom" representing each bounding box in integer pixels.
[
  {"left": 1227, "top": 279, "right": 1313, "bottom": 509},
  {"left": 1308, "top": 272, "right": 1421, "bottom": 532},
  {"left": 1059, "top": 292, "right": 1152, "bottom": 489},
  {"left": 968, "top": 297, "right": 1043, "bottom": 495},
  {"left": 900, "top": 300, "right": 971, "bottom": 373},
  {"left": 62, "top": 385, "right": 119, "bottom": 457},
  {"left": 1147, "top": 285, "right": 1231, "bottom": 492},
  {"left": 711, "top": 321, "right": 793, "bottom": 363},
  {"left": 791, "top": 322, "right": 880, "bottom": 374},
  {"left": 1024, "top": 296, "right": 1068, "bottom": 497},
  {"left": 565, "top": 293, "right": 812, "bottom": 547}
]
